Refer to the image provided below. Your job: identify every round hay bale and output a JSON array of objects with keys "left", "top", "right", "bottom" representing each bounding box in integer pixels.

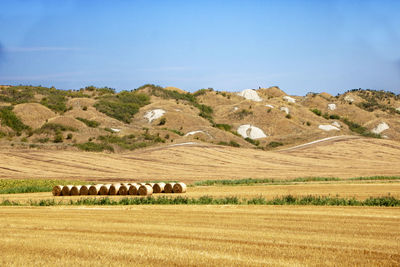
[
  {"left": 145, "top": 183, "right": 155, "bottom": 187},
  {"left": 88, "top": 184, "right": 103, "bottom": 195},
  {"left": 52, "top": 185, "right": 63, "bottom": 196},
  {"left": 138, "top": 185, "right": 153, "bottom": 196},
  {"left": 61, "top": 185, "right": 74, "bottom": 196},
  {"left": 99, "top": 184, "right": 112, "bottom": 195},
  {"left": 128, "top": 184, "right": 140, "bottom": 195},
  {"left": 164, "top": 183, "right": 176, "bottom": 193},
  {"left": 79, "top": 185, "right": 92, "bottom": 195},
  {"left": 109, "top": 184, "right": 121, "bottom": 195},
  {"left": 173, "top": 182, "right": 187, "bottom": 193},
  {"left": 153, "top": 182, "right": 166, "bottom": 193},
  {"left": 137, "top": 183, "right": 146, "bottom": 186},
  {"left": 118, "top": 184, "right": 129, "bottom": 195},
  {"left": 70, "top": 185, "right": 82, "bottom": 196}
]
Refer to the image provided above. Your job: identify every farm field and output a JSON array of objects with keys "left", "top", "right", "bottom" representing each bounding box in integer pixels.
[
  {"left": 1, "top": 205, "right": 399, "bottom": 266},
  {"left": 1, "top": 181, "right": 400, "bottom": 203},
  {"left": 1, "top": 137, "right": 400, "bottom": 182}
]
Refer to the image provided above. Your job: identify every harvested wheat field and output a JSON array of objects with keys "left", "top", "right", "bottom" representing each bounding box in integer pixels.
[
  {"left": 1, "top": 136, "right": 400, "bottom": 183},
  {"left": 0, "top": 205, "right": 399, "bottom": 266}
]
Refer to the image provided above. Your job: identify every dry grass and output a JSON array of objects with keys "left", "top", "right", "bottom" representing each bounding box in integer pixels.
[
  {"left": 0, "top": 205, "right": 398, "bottom": 266},
  {"left": 1, "top": 137, "right": 400, "bottom": 183}
]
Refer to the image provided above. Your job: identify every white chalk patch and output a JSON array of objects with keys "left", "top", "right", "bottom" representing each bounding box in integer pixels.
[
  {"left": 319, "top": 125, "right": 340, "bottom": 131},
  {"left": 110, "top": 128, "right": 120, "bottom": 133},
  {"left": 396, "top": 107, "right": 400, "bottom": 112},
  {"left": 283, "top": 96, "right": 296, "bottom": 103},
  {"left": 265, "top": 104, "right": 274, "bottom": 108},
  {"left": 237, "top": 124, "right": 267, "bottom": 139},
  {"left": 144, "top": 109, "right": 165, "bottom": 123},
  {"left": 185, "top": 130, "right": 204, "bottom": 136},
  {"left": 344, "top": 95, "right": 354, "bottom": 103},
  {"left": 372, "top": 122, "right": 389, "bottom": 134},
  {"left": 328, "top": 103, "right": 337, "bottom": 110},
  {"left": 331, "top": 121, "right": 341, "bottom": 128},
  {"left": 280, "top": 107, "right": 290, "bottom": 114},
  {"left": 233, "top": 107, "right": 239, "bottom": 111},
  {"left": 237, "top": 89, "right": 262, "bottom": 102}
]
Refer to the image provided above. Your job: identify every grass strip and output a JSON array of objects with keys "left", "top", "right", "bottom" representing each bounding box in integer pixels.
[
  {"left": 192, "top": 176, "right": 400, "bottom": 186},
  {"left": 0, "top": 179, "right": 93, "bottom": 194},
  {"left": 1, "top": 195, "right": 399, "bottom": 207}
]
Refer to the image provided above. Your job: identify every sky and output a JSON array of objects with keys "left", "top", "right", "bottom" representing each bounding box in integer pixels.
[{"left": 0, "top": 0, "right": 399, "bottom": 95}]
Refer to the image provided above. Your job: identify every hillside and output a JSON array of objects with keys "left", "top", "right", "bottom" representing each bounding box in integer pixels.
[{"left": 0, "top": 84, "right": 399, "bottom": 153}]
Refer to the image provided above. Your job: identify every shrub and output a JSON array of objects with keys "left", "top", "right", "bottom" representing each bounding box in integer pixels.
[
  {"left": 310, "top": 108, "right": 322, "bottom": 116},
  {"left": 53, "top": 133, "right": 63, "bottom": 143},
  {"left": 66, "top": 133, "right": 73, "bottom": 139},
  {"left": 267, "top": 141, "right": 284, "bottom": 148},
  {"left": 218, "top": 140, "right": 240, "bottom": 147},
  {"left": 285, "top": 114, "right": 292, "bottom": 119},
  {"left": 342, "top": 118, "right": 381, "bottom": 138},
  {"left": 329, "top": 114, "right": 340, "bottom": 120},
  {"left": 215, "top": 124, "right": 232, "bottom": 131},
  {"left": 158, "top": 117, "right": 166, "bottom": 126},
  {"left": 82, "top": 106, "right": 88, "bottom": 111},
  {"left": 235, "top": 109, "right": 253, "bottom": 119},
  {"left": 76, "top": 117, "right": 100, "bottom": 128},
  {"left": 244, "top": 137, "right": 260, "bottom": 146},
  {"left": 306, "top": 121, "right": 311, "bottom": 126}
]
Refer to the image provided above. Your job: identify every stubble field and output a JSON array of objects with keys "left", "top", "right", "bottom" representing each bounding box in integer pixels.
[{"left": 1, "top": 137, "right": 400, "bottom": 266}]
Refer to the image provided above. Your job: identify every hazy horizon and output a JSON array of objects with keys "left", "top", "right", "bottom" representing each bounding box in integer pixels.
[{"left": 1, "top": 0, "right": 399, "bottom": 95}]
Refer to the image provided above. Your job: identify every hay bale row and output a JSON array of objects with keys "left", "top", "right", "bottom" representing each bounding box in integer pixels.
[{"left": 53, "top": 182, "right": 186, "bottom": 196}]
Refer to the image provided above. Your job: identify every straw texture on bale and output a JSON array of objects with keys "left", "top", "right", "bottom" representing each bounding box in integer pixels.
[
  {"left": 138, "top": 185, "right": 153, "bottom": 196},
  {"left": 153, "top": 182, "right": 166, "bottom": 193},
  {"left": 145, "top": 183, "right": 155, "bottom": 187},
  {"left": 88, "top": 184, "right": 103, "bottom": 195},
  {"left": 99, "top": 184, "right": 112, "bottom": 195},
  {"left": 118, "top": 184, "right": 129, "bottom": 195},
  {"left": 109, "top": 184, "right": 121, "bottom": 195},
  {"left": 61, "top": 185, "right": 74, "bottom": 196},
  {"left": 128, "top": 184, "right": 140, "bottom": 195},
  {"left": 70, "top": 185, "right": 82, "bottom": 196},
  {"left": 173, "top": 182, "right": 187, "bottom": 193},
  {"left": 164, "top": 183, "right": 176, "bottom": 193},
  {"left": 52, "top": 185, "right": 63, "bottom": 196},
  {"left": 79, "top": 185, "right": 91, "bottom": 196}
]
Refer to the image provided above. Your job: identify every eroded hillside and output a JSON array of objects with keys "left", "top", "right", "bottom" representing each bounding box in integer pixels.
[{"left": 0, "top": 84, "right": 399, "bottom": 152}]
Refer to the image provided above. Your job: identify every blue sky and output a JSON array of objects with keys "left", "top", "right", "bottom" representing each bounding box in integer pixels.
[{"left": 0, "top": 0, "right": 399, "bottom": 95}]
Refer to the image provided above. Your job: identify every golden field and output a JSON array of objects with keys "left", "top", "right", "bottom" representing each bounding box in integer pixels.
[
  {"left": 0, "top": 205, "right": 399, "bottom": 266},
  {"left": 1, "top": 136, "right": 400, "bottom": 183}
]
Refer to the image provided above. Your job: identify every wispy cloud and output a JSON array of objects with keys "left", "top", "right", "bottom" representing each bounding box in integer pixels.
[
  {"left": 5, "top": 46, "right": 82, "bottom": 52},
  {"left": 137, "top": 66, "right": 191, "bottom": 72}
]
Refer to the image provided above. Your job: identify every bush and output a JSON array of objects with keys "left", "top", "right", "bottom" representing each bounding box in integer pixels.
[
  {"left": 66, "top": 133, "right": 73, "bottom": 139},
  {"left": 53, "top": 133, "right": 63, "bottom": 143},
  {"left": 329, "top": 114, "right": 340, "bottom": 120},
  {"left": 158, "top": 117, "right": 166, "bottom": 126},
  {"left": 267, "top": 141, "right": 284, "bottom": 148},
  {"left": 235, "top": 109, "right": 253, "bottom": 119},
  {"left": 215, "top": 124, "right": 232, "bottom": 131},
  {"left": 244, "top": 137, "right": 260, "bottom": 146},
  {"left": 82, "top": 106, "right": 88, "bottom": 111},
  {"left": 0, "top": 107, "right": 30, "bottom": 132},
  {"left": 342, "top": 118, "right": 381, "bottom": 138},
  {"left": 218, "top": 140, "right": 240, "bottom": 147},
  {"left": 310, "top": 108, "right": 322, "bottom": 116},
  {"left": 76, "top": 117, "right": 100, "bottom": 128},
  {"left": 285, "top": 114, "right": 292, "bottom": 119},
  {"left": 36, "top": 123, "right": 77, "bottom": 134}
]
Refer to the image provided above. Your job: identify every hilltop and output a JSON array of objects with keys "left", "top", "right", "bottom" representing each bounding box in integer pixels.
[{"left": 0, "top": 84, "right": 399, "bottom": 152}]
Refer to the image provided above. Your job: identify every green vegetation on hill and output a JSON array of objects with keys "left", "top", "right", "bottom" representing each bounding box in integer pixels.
[
  {"left": 341, "top": 118, "right": 381, "bottom": 138},
  {"left": 35, "top": 123, "right": 77, "bottom": 134},
  {"left": 76, "top": 117, "right": 100, "bottom": 128},
  {"left": 94, "top": 91, "right": 150, "bottom": 123},
  {"left": 139, "top": 84, "right": 215, "bottom": 123},
  {"left": 0, "top": 106, "right": 30, "bottom": 133}
]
